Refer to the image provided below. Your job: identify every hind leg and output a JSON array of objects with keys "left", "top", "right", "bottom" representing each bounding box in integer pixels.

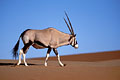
[
  {"left": 17, "top": 48, "right": 29, "bottom": 66},
  {"left": 17, "top": 41, "right": 32, "bottom": 66},
  {"left": 23, "top": 52, "right": 28, "bottom": 66},
  {"left": 17, "top": 49, "right": 23, "bottom": 66},
  {"left": 22, "top": 41, "right": 33, "bottom": 66},
  {"left": 17, "top": 49, "right": 28, "bottom": 66}
]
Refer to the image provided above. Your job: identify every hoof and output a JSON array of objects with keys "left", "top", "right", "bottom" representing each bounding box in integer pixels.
[
  {"left": 64, "top": 64, "right": 66, "bottom": 66},
  {"left": 60, "top": 64, "right": 66, "bottom": 67}
]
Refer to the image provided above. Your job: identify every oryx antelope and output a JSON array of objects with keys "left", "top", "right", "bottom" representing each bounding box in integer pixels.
[{"left": 12, "top": 12, "right": 78, "bottom": 67}]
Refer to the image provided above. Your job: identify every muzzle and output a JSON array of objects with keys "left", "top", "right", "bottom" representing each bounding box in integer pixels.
[{"left": 74, "top": 44, "right": 78, "bottom": 49}]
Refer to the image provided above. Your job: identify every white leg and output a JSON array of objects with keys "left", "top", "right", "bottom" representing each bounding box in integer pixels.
[
  {"left": 53, "top": 48, "right": 65, "bottom": 67},
  {"left": 44, "top": 54, "right": 49, "bottom": 67},
  {"left": 57, "top": 54, "right": 64, "bottom": 67},
  {"left": 23, "top": 53, "right": 28, "bottom": 66},
  {"left": 44, "top": 48, "right": 51, "bottom": 67},
  {"left": 17, "top": 49, "right": 23, "bottom": 65}
]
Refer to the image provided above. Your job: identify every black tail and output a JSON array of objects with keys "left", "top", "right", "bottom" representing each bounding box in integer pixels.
[{"left": 12, "top": 37, "right": 20, "bottom": 59}]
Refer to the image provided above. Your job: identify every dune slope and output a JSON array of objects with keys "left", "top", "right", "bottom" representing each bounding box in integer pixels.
[{"left": 0, "top": 50, "right": 120, "bottom": 80}]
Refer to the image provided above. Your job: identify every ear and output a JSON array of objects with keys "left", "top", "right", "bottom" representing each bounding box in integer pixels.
[
  {"left": 74, "top": 34, "right": 76, "bottom": 37},
  {"left": 73, "top": 34, "right": 76, "bottom": 37}
]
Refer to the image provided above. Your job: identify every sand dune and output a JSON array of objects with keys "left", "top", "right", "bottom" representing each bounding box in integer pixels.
[
  {"left": 0, "top": 50, "right": 120, "bottom": 80},
  {"left": 31, "top": 50, "right": 120, "bottom": 61}
]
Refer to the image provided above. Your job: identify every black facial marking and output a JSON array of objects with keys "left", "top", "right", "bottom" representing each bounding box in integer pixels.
[{"left": 76, "top": 41, "right": 78, "bottom": 44}]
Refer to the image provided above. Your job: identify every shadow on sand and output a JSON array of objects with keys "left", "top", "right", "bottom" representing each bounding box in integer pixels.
[{"left": 0, "top": 63, "right": 43, "bottom": 67}]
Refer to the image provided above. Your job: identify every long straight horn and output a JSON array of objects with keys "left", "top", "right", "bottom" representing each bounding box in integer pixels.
[
  {"left": 64, "top": 11, "right": 74, "bottom": 35},
  {"left": 64, "top": 18, "right": 72, "bottom": 33}
]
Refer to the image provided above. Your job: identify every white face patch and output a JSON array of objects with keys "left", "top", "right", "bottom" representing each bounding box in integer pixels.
[
  {"left": 72, "top": 40, "right": 74, "bottom": 46},
  {"left": 71, "top": 38, "right": 75, "bottom": 46},
  {"left": 70, "top": 37, "right": 78, "bottom": 49}
]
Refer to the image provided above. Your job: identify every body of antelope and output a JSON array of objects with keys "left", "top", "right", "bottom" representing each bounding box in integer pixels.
[{"left": 12, "top": 12, "right": 78, "bottom": 66}]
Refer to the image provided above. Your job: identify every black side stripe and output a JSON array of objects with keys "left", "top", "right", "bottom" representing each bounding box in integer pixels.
[{"left": 34, "top": 41, "right": 47, "bottom": 48}]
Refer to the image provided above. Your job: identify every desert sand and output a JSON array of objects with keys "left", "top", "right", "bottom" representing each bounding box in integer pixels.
[{"left": 0, "top": 50, "right": 120, "bottom": 80}]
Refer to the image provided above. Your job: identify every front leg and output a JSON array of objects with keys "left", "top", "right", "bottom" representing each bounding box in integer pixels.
[
  {"left": 44, "top": 48, "right": 51, "bottom": 66},
  {"left": 53, "top": 48, "right": 66, "bottom": 67}
]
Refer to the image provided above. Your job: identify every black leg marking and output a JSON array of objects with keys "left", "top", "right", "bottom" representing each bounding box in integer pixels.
[
  {"left": 53, "top": 48, "right": 66, "bottom": 67},
  {"left": 53, "top": 48, "right": 58, "bottom": 56},
  {"left": 44, "top": 48, "right": 52, "bottom": 66},
  {"left": 46, "top": 48, "right": 52, "bottom": 62},
  {"left": 23, "top": 40, "right": 33, "bottom": 53}
]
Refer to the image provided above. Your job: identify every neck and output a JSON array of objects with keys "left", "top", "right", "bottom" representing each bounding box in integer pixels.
[{"left": 57, "top": 34, "right": 71, "bottom": 47}]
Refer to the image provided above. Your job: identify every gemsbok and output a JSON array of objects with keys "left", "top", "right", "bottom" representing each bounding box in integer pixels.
[{"left": 12, "top": 12, "right": 78, "bottom": 67}]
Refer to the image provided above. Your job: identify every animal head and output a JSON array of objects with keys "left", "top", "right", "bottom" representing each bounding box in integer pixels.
[{"left": 64, "top": 12, "right": 78, "bottom": 49}]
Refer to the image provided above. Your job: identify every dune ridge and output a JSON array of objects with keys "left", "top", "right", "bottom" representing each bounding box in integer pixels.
[{"left": 31, "top": 50, "right": 120, "bottom": 61}]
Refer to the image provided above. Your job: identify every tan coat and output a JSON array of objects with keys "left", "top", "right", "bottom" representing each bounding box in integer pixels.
[{"left": 21, "top": 28, "right": 71, "bottom": 49}]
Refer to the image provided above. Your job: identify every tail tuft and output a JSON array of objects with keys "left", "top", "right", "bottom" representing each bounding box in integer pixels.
[{"left": 12, "top": 38, "right": 20, "bottom": 59}]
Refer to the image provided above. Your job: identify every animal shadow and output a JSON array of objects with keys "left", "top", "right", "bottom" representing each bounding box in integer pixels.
[{"left": 0, "top": 62, "right": 42, "bottom": 67}]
